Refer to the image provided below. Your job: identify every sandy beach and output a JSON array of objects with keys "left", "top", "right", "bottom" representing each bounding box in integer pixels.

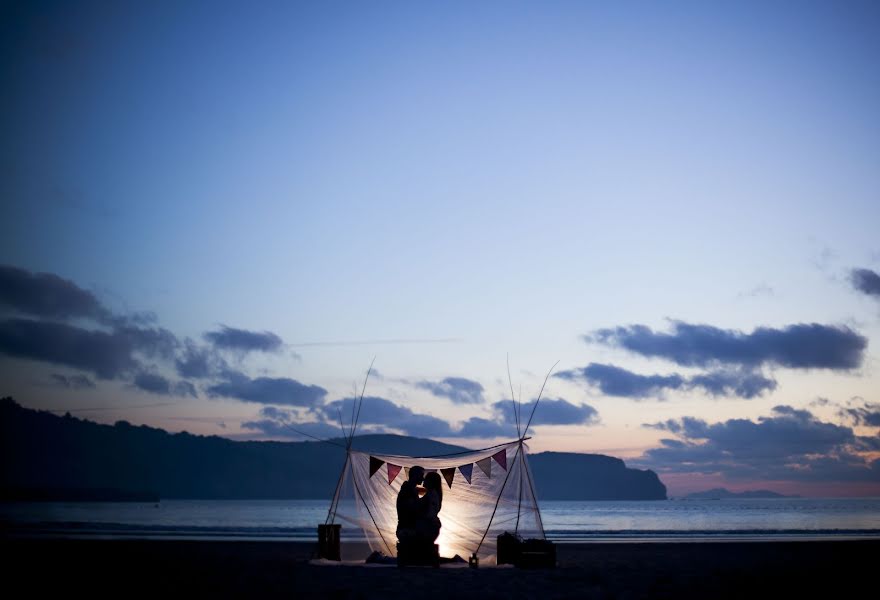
[{"left": 5, "top": 538, "right": 876, "bottom": 598}]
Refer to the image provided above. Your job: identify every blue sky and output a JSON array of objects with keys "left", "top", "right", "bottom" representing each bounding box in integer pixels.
[{"left": 1, "top": 1, "right": 879, "bottom": 496}]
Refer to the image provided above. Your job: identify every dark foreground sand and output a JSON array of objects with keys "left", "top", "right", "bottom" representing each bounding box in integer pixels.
[{"left": 5, "top": 538, "right": 876, "bottom": 599}]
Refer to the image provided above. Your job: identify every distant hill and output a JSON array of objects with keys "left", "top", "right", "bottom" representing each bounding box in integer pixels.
[
  {"left": 684, "top": 488, "right": 797, "bottom": 499},
  {"left": 0, "top": 397, "right": 666, "bottom": 501}
]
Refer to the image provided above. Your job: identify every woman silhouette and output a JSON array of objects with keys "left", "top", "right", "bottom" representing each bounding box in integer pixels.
[{"left": 416, "top": 471, "right": 442, "bottom": 543}]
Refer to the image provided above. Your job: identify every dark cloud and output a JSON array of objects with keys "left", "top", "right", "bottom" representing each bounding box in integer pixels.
[
  {"left": 204, "top": 325, "right": 283, "bottom": 353},
  {"left": 206, "top": 370, "right": 326, "bottom": 406},
  {"left": 0, "top": 317, "right": 180, "bottom": 379},
  {"left": 590, "top": 321, "right": 866, "bottom": 370},
  {"left": 256, "top": 406, "right": 292, "bottom": 421},
  {"left": 132, "top": 372, "right": 197, "bottom": 398},
  {"left": 638, "top": 406, "right": 879, "bottom": 483},
  {"left": 50, "top": 373, "right": 96, "bottom": 389},
  {"left": 491, "top": 397, "right": 599, "bottom": 426},
  {"left": 558, "top": 363, "right": 684, "bottom": 399},
  {"left": 855, "top": 436, "right": 880, "bottom": 452},
  {"left": 457, "top": 417, "right": 511, "bottom": 438},
  {"left": 457, "top": 397, "right": 600, "bottom": 438},
  {"left": 241, "top": 416, "right": 344, "bottom": 440},
  {"left": 321, "top": 396, "right": 454, "bottom": 438},
  {"left": 239, "top": 393, "right": 601, "bottom": 441},
  {"left": 688, "top": 369, "right": 777, "bottom": 399},
  {"left": 0, "top": 318, "right": 140, "bottom": 378},
  {"left": 850, "top": 268, "right": 880, "bottom": 298},
  {"left": 175, "top": 339, "right": 226, "bottom": 379},
  {"left": 416, "top": 377, "right": 485, "bottom": 404},
  {"left": 115, "top": 323, "right": 178, "bottom": 360},
  {"left": 0, "top": 264, "right": 109, "bottom": 321},
  {"left": 841, "top": 402, "right": 880, "bottom": 427},
  {"left": 558, "top": 363, "right": 776, "bottom": 400}
]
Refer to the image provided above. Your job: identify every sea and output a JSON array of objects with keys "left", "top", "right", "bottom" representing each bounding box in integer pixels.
[{"left": 3, "top": 498, "right": 880, "bottom": 542}]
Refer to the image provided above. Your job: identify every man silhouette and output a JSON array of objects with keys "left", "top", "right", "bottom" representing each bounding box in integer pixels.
[{"left": 396, "top": 465, "right": 425, "bottom": 542}]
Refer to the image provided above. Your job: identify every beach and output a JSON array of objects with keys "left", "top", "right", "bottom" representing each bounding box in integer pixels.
[{"left": 6, "top": 538, "right": 876, "bottom": 598}]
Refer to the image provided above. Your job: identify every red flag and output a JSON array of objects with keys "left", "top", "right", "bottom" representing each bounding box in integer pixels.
[
  {"left": 387, "top": 463, "right": 402, "bottom": 485},
  {"left": 492, "top": 449, "right": 507, "bottom": 470}
]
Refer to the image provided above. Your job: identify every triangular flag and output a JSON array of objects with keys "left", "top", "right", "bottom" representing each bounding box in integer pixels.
[
  {"left": 369, "top": 456, "right": 385, "bottom": 478},
  {"left": 387, "top": 463, "right": 402, "bottom": 485},
  {"left": 440, "top": 467, "right": 456, "bottom": 488},
  {"left": 404, "top": 467, "right": 410, "bottom": 480},
  {"left": 492, "top": 449, "right": 507, "bottom": 471},
  {"left": 476, "top": 457, "right": 492, "bottom": 478},
  {"left": 458, "top": 463, "right": 473, "bottom": 484}
]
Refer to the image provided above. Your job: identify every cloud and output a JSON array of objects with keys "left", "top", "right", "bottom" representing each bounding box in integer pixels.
[
  {"left": 241, "top": 407, "right": 345, "bottom": 439},
  {"left": 50, "top": 373, "right": 96, "bottom": 389},
  {"left": 558, "top": 363, "right": 684, "bottom": 399},
  {"left": 242, "top": 417, "right": 342, "bottom": 440},
  {"left": 457, "top": 397, "right": 599, "bottom": 437},
  {"left": 457, "top": 417, "right": 511, "bottom": 438},
  {"left": 688, "top": 369, "right": 777, "bottom": 399},
  {"left": 204, "top": 325, "right": 283, "bottom": 353},
  {"left": 0, "top": 264, "right": 109, "bottom": 322},
  {"left": 638, "top": 406, "right": 879, "bottom": 483},
  {"left": 0, "top": 318, "right": 141, "bottom": 378},
  {"left": 132, "top": 372, "right": 197, "bottom": 397},
  {"left": 320, "top": 396, "right": 454, "bottom": 438},
  {"left": 416, "top": 377, "right": 485, "bottom": 404},
  {"left": 206, "top": 370, "right": 326, "bottom": 406},
  {"left": 239, "top": 392, "right": 601, "bottom": 441},
  {"left": 840, "top": 402, "right": 880, "bottom": 427},
  {"left": 590, "top": 321, "right": 867, "bottom": 370},
  {"left": 558, "top": 363, "right": 776, "bottom": 400},
  {"left": 256, "top": 406, "right": 292, "bottom": 421},
  {"left": 491, "top": 397, "right": 599, "bottom": 426},
  {"left": 114, "top": 322, "right": 178, "bottom": 360},
  {"left": 175, "top": 339, "right": 226, "bottom": 379},
  {"left": 737, "top": 283, "right": 774, "bottom": 298},
  {"left": 850, "top": 268, "right": 880, "bottom": 298},
  {"left": 856, "top": 436, "right": 880, "bottom": 452},
  {"left": 0, "top": 317, "right": 180, "bottom": 380}
]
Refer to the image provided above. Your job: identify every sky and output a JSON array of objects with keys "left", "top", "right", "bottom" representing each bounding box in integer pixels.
[{"left": 1, "top": 0, "right": 879, "bottom": 497}]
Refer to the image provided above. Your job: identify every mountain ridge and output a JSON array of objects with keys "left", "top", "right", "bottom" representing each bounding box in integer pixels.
[
  {"left": 0, "top": 397, "right": 666, "bottom": 501},
  {"left": 683, "top": 487, "right": 798, "bottom": 499}
]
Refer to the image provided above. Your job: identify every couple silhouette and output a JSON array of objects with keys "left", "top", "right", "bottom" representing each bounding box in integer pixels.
[{"left": 395, "top": 466, "right": 443, "bottom": 544}]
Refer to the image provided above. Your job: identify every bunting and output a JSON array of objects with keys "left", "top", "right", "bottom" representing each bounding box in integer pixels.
[
  {"left": 369, "top": 456, "right": 385, "bottom": 478},
  {"left": 440, "top": 467, "right": 456, "bottom": 488},
  {"left": 369, "top": 454, "right": 503, "bottom": 489},
  {"left": 458, "top": 463, "right": 473, "bottom": 484},
  {"left": 387, "top": 463, "right": 402, "bottom": 485},
  {"left": 492, "top": 449, "right": 507, "bottom": 471}
]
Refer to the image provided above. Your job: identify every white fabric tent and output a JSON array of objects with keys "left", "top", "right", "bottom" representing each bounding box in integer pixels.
[
  {"left": 322, "top": 360, "right": 556, "bottom": 564},
  {"left": 325, "top": 439, "right": 544, "bottom": 563}
]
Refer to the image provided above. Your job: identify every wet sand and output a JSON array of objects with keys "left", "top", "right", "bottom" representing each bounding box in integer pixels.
[{"left": 5, "top": 538, "right": 876, "bottom": 598}]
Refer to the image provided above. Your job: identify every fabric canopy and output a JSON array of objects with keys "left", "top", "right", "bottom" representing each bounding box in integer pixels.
[{"left": 327, "top": 439, "right": 543, "bottom": 563}]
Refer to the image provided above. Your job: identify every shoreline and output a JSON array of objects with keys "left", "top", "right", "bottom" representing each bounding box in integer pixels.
[
  {"left": 6, "top": 537, "right": 877, "bottom": 598},
  {"left": 5, "top": 522, "right": 880, "bottom": 544}
]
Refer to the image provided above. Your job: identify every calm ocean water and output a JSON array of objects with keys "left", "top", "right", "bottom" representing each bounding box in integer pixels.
[{"left": 3, "top": 498, "right": 880, "bottom": 542}]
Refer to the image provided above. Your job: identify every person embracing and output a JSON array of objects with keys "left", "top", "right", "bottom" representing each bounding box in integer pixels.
[
  {"left": 396, "top": 466, "right": 425, "bottom": 543},
  {"left": 415, "top": 471, "right": 442, "bottom": 543}
]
